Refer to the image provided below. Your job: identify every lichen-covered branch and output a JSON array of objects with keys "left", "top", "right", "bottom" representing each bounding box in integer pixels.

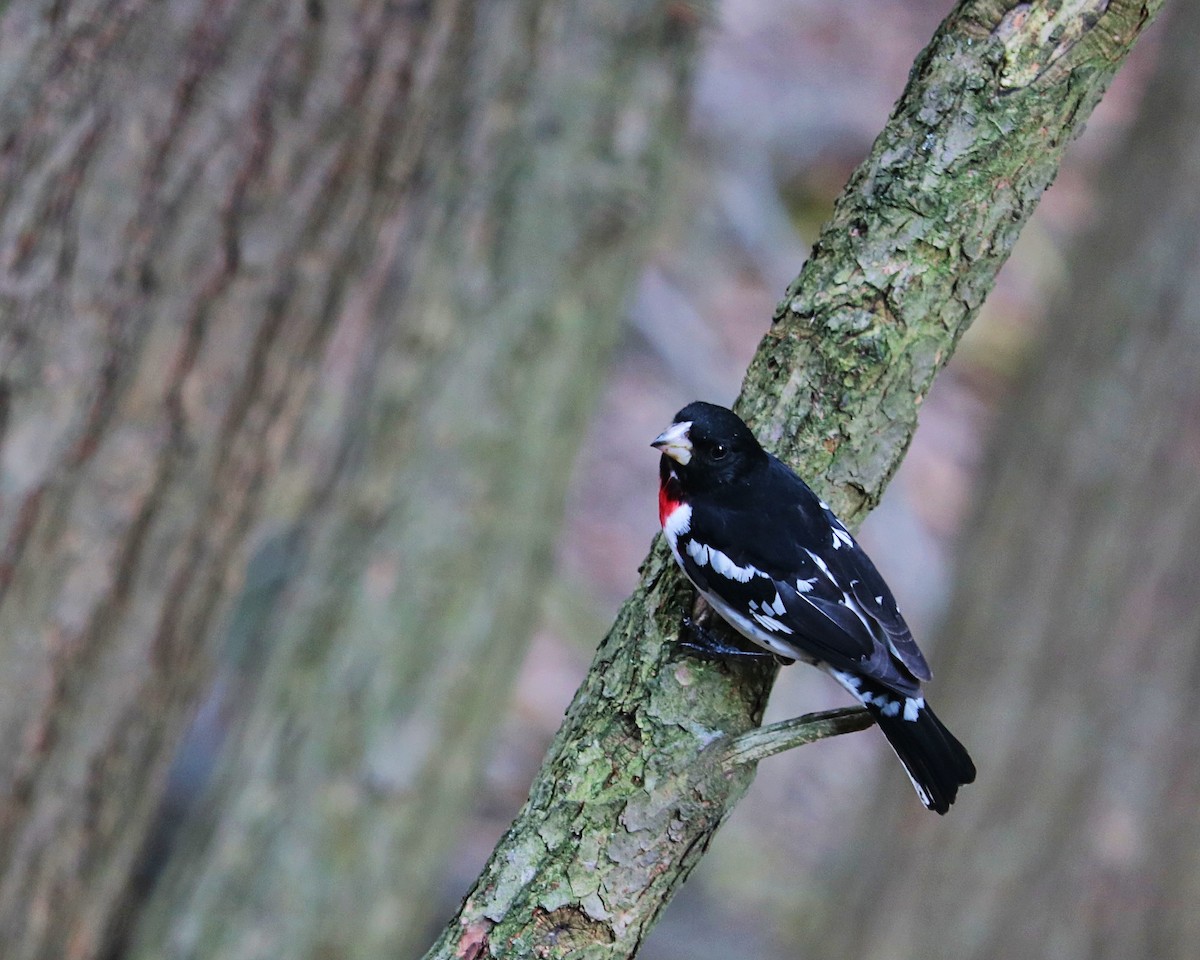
[
  {"left": 716, "top": 707, "right": 874, "bottom": 770},
  {"left": 423, "top": 2, "right": 1164, "bottom": 958}
]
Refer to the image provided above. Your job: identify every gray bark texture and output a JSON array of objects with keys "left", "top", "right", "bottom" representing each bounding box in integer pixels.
[
  {"left": 0, "top": 2, "right": 699, "bottom": 959},
  {"left": 421, "top": 2, "right": 1165, "bottom": 958},
  {"left": 793, "top": 1, "right": 1200, "bottom": 958}
]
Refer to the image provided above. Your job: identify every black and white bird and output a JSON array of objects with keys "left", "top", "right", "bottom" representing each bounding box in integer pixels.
[{"left": 652, "top": 401, "right": 975, "bottom": 813}]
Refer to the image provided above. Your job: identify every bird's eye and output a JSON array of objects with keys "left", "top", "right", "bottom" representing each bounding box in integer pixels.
[{"left": 710, "top": 443, "right": 728, "bottom": 460}]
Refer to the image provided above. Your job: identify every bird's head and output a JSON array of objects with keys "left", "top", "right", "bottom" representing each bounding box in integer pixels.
[{"left": 651, "top": 401, "right": 767, "bottom": 494}]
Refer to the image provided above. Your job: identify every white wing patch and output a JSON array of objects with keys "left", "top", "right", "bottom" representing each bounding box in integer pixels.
[
  {"left": 796, "top": 577, "right": 817, "bottom": 593},
  {"left": 746, "top": 595, "right": 794, "bottom": 633},
  {"left": 696, "top": 589, "right": 801, "bottom": 658},
  {"left": 804, "top": 548, "right": 835, "bottom": 583},
  {"left": 752, "top": 612, "right": 794, "bottom": 634},
  {"left": 831, "top": 527, "right": 854, "bottom": 550},
  {"left": 688, "top": 539, "right": 765, "bottom": 584}
]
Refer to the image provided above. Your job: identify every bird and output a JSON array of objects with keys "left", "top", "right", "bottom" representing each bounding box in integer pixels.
[{"left": 652, "top": 400, "right": 975, "bottom": 813}]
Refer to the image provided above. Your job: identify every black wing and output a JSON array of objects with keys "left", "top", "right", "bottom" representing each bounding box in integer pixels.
[{"left": 682, "top": 455, "right": 930, "bottom": 693}]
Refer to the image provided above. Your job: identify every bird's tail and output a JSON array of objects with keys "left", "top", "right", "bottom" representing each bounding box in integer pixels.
[{"left": 854, "top": 679, "right": 976, "bottom": 814}]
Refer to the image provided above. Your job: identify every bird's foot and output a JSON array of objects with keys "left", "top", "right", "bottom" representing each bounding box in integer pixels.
[{"left": 677, "top": 616, "right": 785, "bottom": 663}]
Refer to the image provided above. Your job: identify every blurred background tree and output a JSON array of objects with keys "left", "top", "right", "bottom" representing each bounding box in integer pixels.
[{"left": 0, "top": 3, "right": 700, "bottom": 959}]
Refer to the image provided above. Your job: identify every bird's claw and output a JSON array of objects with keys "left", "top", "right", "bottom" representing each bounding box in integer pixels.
[{"left": 677, "top": 615, "right": 781, "bottom": 662}]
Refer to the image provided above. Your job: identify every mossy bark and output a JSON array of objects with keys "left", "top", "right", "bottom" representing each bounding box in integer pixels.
[
  {"left": 0, "top": 3, "right": 699, "bottom": 959},
  {"left": 423, "top": 2, "right": 1164, "bottom": 958}
]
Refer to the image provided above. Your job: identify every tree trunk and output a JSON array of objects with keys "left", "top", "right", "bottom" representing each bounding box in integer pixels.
[
  {"left": 794, "top": 2, "right": 1200, "bottom": 958},
  {"left": 420, "top": 2, "right": 1165, "bottom": 958},
  {"left": 0, "top": 3, "right": 699, "bottom": 959}
]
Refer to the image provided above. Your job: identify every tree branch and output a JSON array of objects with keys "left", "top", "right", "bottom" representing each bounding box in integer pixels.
[
  {"left": 715, "top": 707, "right": 874, "bottom": 771},
  {"left": 423, "top": 2, "right": 1164, "bottom": 958}
]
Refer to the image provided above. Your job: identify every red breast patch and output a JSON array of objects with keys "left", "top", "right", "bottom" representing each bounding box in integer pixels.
[{"left": 659, "top": 478, "right": 683, "bottom": 527}]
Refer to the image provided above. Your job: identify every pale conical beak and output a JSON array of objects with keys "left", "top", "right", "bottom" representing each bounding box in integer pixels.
[{"left": 651, "top": 420, "right": 693, "bottom": 465}]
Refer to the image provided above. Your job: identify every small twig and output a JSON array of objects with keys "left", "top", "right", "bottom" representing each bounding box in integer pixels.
[{"left": 717, "top": 706, "right": 874, "bottom": 771}]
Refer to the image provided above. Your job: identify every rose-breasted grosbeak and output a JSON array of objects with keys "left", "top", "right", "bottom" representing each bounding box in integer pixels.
[{"left": 653, "top": 401, "right": 975, "bottom": 813}]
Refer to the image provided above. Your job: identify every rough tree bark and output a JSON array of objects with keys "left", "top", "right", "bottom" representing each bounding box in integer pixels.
[
  {"left": 421, "top": 2, "right": 1165, "bottom": 958},
  {"left": 0, "top": 3, "right": 699, "bottom": 960},
  {"left": 795, "top": 2, "right": 1200, "bottom": 958}
]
